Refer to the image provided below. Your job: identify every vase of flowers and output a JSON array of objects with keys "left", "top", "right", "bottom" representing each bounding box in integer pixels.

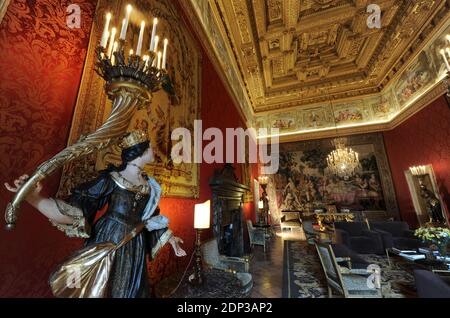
[{"left": 415, "top": 227, "right": 450, "bottom": 259}]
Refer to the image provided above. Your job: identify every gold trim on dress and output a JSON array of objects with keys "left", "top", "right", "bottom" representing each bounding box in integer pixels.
[
  {"left": 49, "top": 198, "right": 90, "bottom": 238},
  {"left": 109, "top": 171, "right": 149, "bottom": 194}
]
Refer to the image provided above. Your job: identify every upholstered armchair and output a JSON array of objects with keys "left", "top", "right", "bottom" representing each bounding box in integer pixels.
[
  {"left": 334, "top": 222, "right": 384, "bottom": 255},
  {"left": 246, "top": 220, "right": 268, "bottom": 253},
  {"left": 315, "top": 243, "right": 382, "bottom": 298},
  {"left": 370, "top": 221, "right": 422, "bottom": 250},
  {"left": 201, "top": 238, "right": 253, "bottom": 295},
  {"left": 331, "top": 244, "right": 370, "bottom": 270}
]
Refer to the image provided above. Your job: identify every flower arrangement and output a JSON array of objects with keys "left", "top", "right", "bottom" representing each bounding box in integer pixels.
[{"left": 415, "top": 227, "right": 450, "bottom": 256}]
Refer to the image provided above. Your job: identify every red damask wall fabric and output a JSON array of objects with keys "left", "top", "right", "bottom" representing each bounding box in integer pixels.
[
  {"left": 384, "top": 97, "right": 450, "bottom": 227},
  {"left": 0, "top": 0, "right": 98, "bottom": 297},
  {"left": 0, "top": 1, "right": 258, "bottom": 297}
]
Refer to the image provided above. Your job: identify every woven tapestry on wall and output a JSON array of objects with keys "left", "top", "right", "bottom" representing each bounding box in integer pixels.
[{"left": 267, "top": 133, "right": 399, "bottom": 224}]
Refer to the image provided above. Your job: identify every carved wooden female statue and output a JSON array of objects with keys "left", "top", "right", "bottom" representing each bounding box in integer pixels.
[{"left": 5, "top": 131, "right": 186, "bottom": 298}]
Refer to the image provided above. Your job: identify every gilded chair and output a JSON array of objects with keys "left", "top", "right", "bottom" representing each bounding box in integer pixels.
[
  {"left": 315, "top": 243, "right": 382, "bottom": 298},
  {"left": 246, "top": 220, "right": 267, "bottom": 253},
  {"left": 201, "top": 238, "right": 253, "bottom": 296}
]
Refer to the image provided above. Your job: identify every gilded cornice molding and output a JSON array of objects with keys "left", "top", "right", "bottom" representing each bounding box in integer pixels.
[{"left": 178, "top": 0, "right": 254, "bottom": 126}]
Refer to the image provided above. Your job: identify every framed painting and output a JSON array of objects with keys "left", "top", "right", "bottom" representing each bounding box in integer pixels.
[
  {"left": 405, "top": 165, "right": 449, "bottom": 227},
  {"left": 57, "top": 0, "right": 201, "bottom": 199}
]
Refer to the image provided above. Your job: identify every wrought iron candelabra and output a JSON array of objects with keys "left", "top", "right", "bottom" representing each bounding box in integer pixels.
[
  {"left": 5, "top": 7, "right": 175, "bottom": 229},
  {"left": 189, "top": 229, "right": 205, "bottom": 286}
]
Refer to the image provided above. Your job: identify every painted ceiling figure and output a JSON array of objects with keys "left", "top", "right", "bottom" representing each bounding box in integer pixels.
[
  {"left": 420, "top": 184, "right": 445, "bottom": 225},
  {"left": 4, "top": 131, "right": 186, "bottom": 298}
]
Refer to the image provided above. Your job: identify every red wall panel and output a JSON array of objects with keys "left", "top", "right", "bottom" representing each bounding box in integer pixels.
[
  {"left": 0, "top": 0, "right": 97, "bottom": 297},
  {"left": 383, "top": 97, "right": 450, "bottom": 227},
  {"left": 0, "top": 0, "right": 257, "bottom": 297}
]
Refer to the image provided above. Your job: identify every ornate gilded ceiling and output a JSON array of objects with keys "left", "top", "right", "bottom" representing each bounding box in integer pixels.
[
  {"left": 181, "top": 0, "right": 450, "bottom": 141},
  {"left": 216, "top": 0, "right": 446, "bottom": 113}
]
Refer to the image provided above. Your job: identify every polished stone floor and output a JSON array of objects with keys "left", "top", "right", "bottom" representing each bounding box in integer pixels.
[{"left": 249, "top": 228, "right": 304, "bottom": 298}]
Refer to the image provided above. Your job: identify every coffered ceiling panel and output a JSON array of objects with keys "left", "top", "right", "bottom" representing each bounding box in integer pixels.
[{"left": 214, "top": 0, "right": 446, "bottom": 113}]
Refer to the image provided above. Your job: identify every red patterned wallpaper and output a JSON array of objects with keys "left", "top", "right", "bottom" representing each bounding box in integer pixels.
[
  {"left": 0, "top": 0, "right": 258, "bottom": 297},
  {"left": 384, "top": 96, "right": 450, "bottom": 227},
  {"left": 0, "top": 0, "right": 97, "bottom": 297}
]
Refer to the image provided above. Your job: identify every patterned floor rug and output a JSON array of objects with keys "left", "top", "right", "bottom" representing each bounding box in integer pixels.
[{"left": 282, "top": 240, "right": 417, "bottom": 298}]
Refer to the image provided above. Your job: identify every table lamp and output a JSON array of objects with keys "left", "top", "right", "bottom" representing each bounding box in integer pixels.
[{"left": 189, "top": 200, "right": 211, "bottom": 286}]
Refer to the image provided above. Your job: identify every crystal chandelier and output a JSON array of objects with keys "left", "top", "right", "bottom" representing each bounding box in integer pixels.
[{"left": 326, "top": 138, "right": 361, "bottom": 178}]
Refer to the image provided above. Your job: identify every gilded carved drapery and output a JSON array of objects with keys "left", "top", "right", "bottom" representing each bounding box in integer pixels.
[{"left": 0, "top": 0, "right": 10, "bottom": 25}]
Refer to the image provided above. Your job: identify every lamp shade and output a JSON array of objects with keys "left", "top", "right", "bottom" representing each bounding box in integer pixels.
[
  {"left": 194, "top": 200, "right": 211, "bottom": 229},
  {"left": 258, "top": 200, "right": 264, "bottom": 209}
]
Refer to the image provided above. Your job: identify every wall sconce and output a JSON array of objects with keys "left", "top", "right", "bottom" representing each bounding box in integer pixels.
[
  {"left": 257, "top": 176, "right": 269, "bottom": 224},
  {"left": 258, "top": 175, "right": 269, "bottom": 185},
  {"left": 409, "top": 165, "right": 428, "bottom": 184},
  {"left": 409, "top": 165, "right": 427, "bottom": 176},
  {"left": 189, "top": 200, "right": 211, "bottom": 286}
]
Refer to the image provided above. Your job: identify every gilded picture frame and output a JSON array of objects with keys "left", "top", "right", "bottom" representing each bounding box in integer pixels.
[
  {"left": 57, "top": 0, "right": 202, "bottom": 199},
  {"left": 405, "top": 165, "right": 449, "bottom": 227}
]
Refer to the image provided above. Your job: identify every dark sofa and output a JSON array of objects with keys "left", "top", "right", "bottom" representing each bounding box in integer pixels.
[
  {"left": 334, "top": 222, "right": 384, "bottom": 255},
  {"left": 414, "top": 270, "right": 450, "bottom": 298},
  {"left": 370, "top": 221, "right": 422, "bottom": 250}
]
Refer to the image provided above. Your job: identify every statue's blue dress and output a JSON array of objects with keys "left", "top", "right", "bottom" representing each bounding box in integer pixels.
[{"left": 64, "top": 172, "right": 171, "bottom": 298}]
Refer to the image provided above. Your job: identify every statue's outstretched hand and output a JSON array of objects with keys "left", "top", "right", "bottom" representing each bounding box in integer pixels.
[
  {"left": 169, "top": 236, "right": 187, "bottom": 257},
  {"left": 4, "top": 175, "right": 42, "bottom": 199}
]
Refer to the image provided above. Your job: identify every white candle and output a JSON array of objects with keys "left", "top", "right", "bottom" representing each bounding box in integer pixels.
[
  {"left": 162, "top": 38, "right": 168, "bottom": 69},
  {"left": 149, "top": 18, "right": 158, "bottom": 51},
  {"left": 136, "top": 21, "right": 145, "bottom": 56},
  {"left": 101, "top": 31, "right": 109, "bottom": 51},
  {"left": 100, "top": 13, "right": 112, "bottom": 48},
  {"left": 153, "top": 35, "right": 159, "bottom": 53},
  {"left": 111, "top": 41, "right": 118, "bottom": 65},
  {"left": 157, "top": 51, "right": 162, "bottom": 69},
  {"left": 143, "top": 55, "right": 149, "bottom": 67},
  {"left": 120, "top": 18, "right": 126, "bottom": 40},
  {"left": 120, "top": 5, "right": 132, "bottom": 40},
  {"left": 440, "top": 49, "right": 450, "bottom": 71},
  {"left": 107, "top": 27, "right": 117, "bottom": 58}
]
